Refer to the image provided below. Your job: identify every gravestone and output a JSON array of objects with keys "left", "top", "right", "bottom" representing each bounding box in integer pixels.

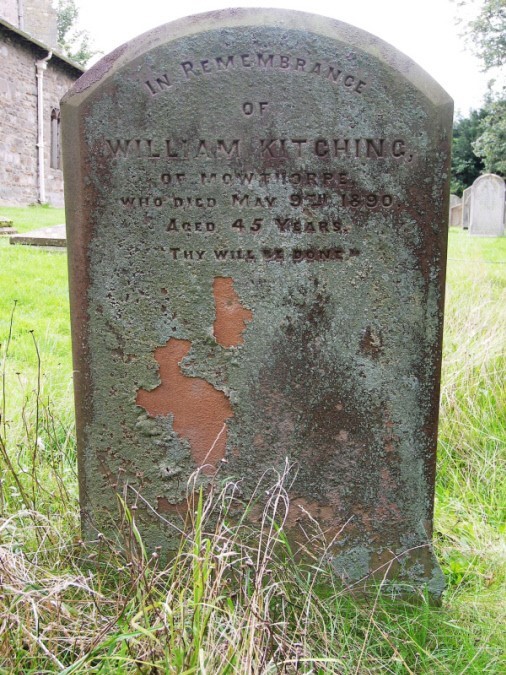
[
  {"left": 450, "top": 204, "right": 462, "bottom": 227},
  {"left": 449, "top": 194, "right": 461, "bottom": 227},
  {"left": 462, "top": 186, "right": 472, "bottom": 230},
  {"left": 9, "top": 224, "right": 66, "bottom": 247},
  {"left": 449, "top": 195, "right": 461, "bottom": 227},
  {"left": 449, "top": 194, "right": 461, "bottom": 209},
  {"left": 62, "top": 9, "right": 452, "bottom": 597},
  {"left": 469, "top": 173, "right": 505, "bottom": 237}
]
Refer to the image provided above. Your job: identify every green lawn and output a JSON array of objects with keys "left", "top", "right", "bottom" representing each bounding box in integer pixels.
[
  {"left": 0, "top": 208, "right": 505, "bottom": 672},
  {"left": 0, "top": 206, "right": 72, "bottom": 429},
  {"left": 0, "top": 204, "right": 66, "bottom": 233}
]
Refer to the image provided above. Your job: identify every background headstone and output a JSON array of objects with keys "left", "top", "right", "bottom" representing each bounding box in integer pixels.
[
  {"left": 469, "top": 173, "right": 505, "bottom": 237},
  {"left": 462, "top": 186, "right": 472, "bottom": 230},
  {"left": 450, "top": 204, "right": 463, "bottom": 227},
  {"left": 9, "top": 224, "right": 66, "bottom": 247},
  {"left": 449, "top": 194, "right": 461, "bottom": 226},
  {"left": 62, "top": 9, "right": 452, "bottom": 596}
]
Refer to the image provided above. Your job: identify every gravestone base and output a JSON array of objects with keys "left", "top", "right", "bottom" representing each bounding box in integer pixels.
[{"left": 85, "top": 469, "right": 446, "bottom": 601}]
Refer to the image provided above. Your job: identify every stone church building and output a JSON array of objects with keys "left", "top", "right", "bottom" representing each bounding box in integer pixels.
[{"left": 0, "top": 0, "right": 85, "bottom": 206}]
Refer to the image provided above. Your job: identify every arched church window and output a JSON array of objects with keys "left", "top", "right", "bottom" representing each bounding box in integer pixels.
[{"left": 50, "top": 108, "right": 61, "bottom": 169}]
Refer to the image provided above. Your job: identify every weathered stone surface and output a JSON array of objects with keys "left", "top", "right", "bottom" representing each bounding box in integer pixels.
[
  {"left": 62, "top": 9, "right": 452, "bottom": 597},
  {"left": 470, "top": 173, "right": 505, "bottom": 237},
  {"left": 462, "top": 186, "right": 472, "bottom": 230}
]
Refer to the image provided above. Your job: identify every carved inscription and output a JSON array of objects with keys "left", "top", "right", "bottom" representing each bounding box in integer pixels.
[
  {"left": 143, "top": 52, "right": 367, "bottom": 96},
  {"left": 108, "top": 58, "right": 411, "bottom": 267},
  {"left": 106, "top": 139, "right": 241, "bottom": 159},
  {"left": 105, "top": 138, "right": 413, "bottom": 161},
  {"left": 110, "top": 130, "right": 406, "bottom": 261},
  {"left": 167, "top": 247, "right": 360, "bottom": 262},
  {"left": 199, "top": 171, "right": 349, "bottom": 186}
]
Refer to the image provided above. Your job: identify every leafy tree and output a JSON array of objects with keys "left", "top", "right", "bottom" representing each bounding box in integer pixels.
[
  {"left": 473, "top": 97, "right": 506, "bottom": 175},
  {"left": 452, "top": 1, "right": 505, "bottom": 184},
  {"left": 56, "top": 0, "right": 96, "bottom": 66},
  {"left": 451, "top": 110, "right": 486, "bottom": 195},
  {"left": 455, "top": 0, "right": 506, "bottom": 70}
]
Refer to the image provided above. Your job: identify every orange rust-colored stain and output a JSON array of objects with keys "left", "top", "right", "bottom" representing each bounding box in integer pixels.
[
  {"left": 136, "top": 339, "right": 232, "bottom": 473},
  {"left": 213, "top": 277, "right": 253, "bottom": 348}
]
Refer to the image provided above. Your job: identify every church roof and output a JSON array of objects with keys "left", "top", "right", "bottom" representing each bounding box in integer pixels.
[{"left": 0, "top": 17, "right": 85, "bottom": 74}]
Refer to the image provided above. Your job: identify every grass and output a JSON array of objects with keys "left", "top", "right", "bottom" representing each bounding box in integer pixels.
[
  {"left": 0, "top": 203, "right": 66, "bottom": 234},
  {"left": 0, "top": 207, "right": 505, "bottom": 672},
  {"left": 0, "top": 205, "right": 72, "bottom": 441}
]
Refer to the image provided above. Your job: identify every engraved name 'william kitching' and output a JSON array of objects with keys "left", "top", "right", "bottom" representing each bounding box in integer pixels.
[
  {"left": 143, "top": 52, "right": 367, "bottom": 95},
  {"left": 105, "top": 138, "right": 412, "bottom": 161}
]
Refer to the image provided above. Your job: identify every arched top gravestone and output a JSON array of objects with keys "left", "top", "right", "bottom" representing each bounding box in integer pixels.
[
  {"left": 469, "top": 173, "right": 505, "bottom": 237},
  {"left": 62, "top": 9, "right": 452, "bottom": 597}
]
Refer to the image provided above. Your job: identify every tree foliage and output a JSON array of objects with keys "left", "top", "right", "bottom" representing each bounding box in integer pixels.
[
  {"left": 56, "top": 0, "right": 96, "bottom": 66},
  {"left": 451, "top": 110, "right": 486, "bottom": 195},
  {"left": 473, "top": 97, "right": 506, "bottom": 174},
  {"left": 451, "top": 2, "right": 506, "bottom": 188},
  {"left": 456, "top": 0, "right": 506, "bottom": 70}
]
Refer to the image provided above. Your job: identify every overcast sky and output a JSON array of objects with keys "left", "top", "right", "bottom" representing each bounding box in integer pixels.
[{"left": 74, "top": 0, "right": 493, "bottom": 115}]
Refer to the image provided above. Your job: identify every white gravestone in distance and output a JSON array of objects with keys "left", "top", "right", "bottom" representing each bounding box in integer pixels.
[{"left": 469, "top": 174, "right": 505, "bottom": 237}]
